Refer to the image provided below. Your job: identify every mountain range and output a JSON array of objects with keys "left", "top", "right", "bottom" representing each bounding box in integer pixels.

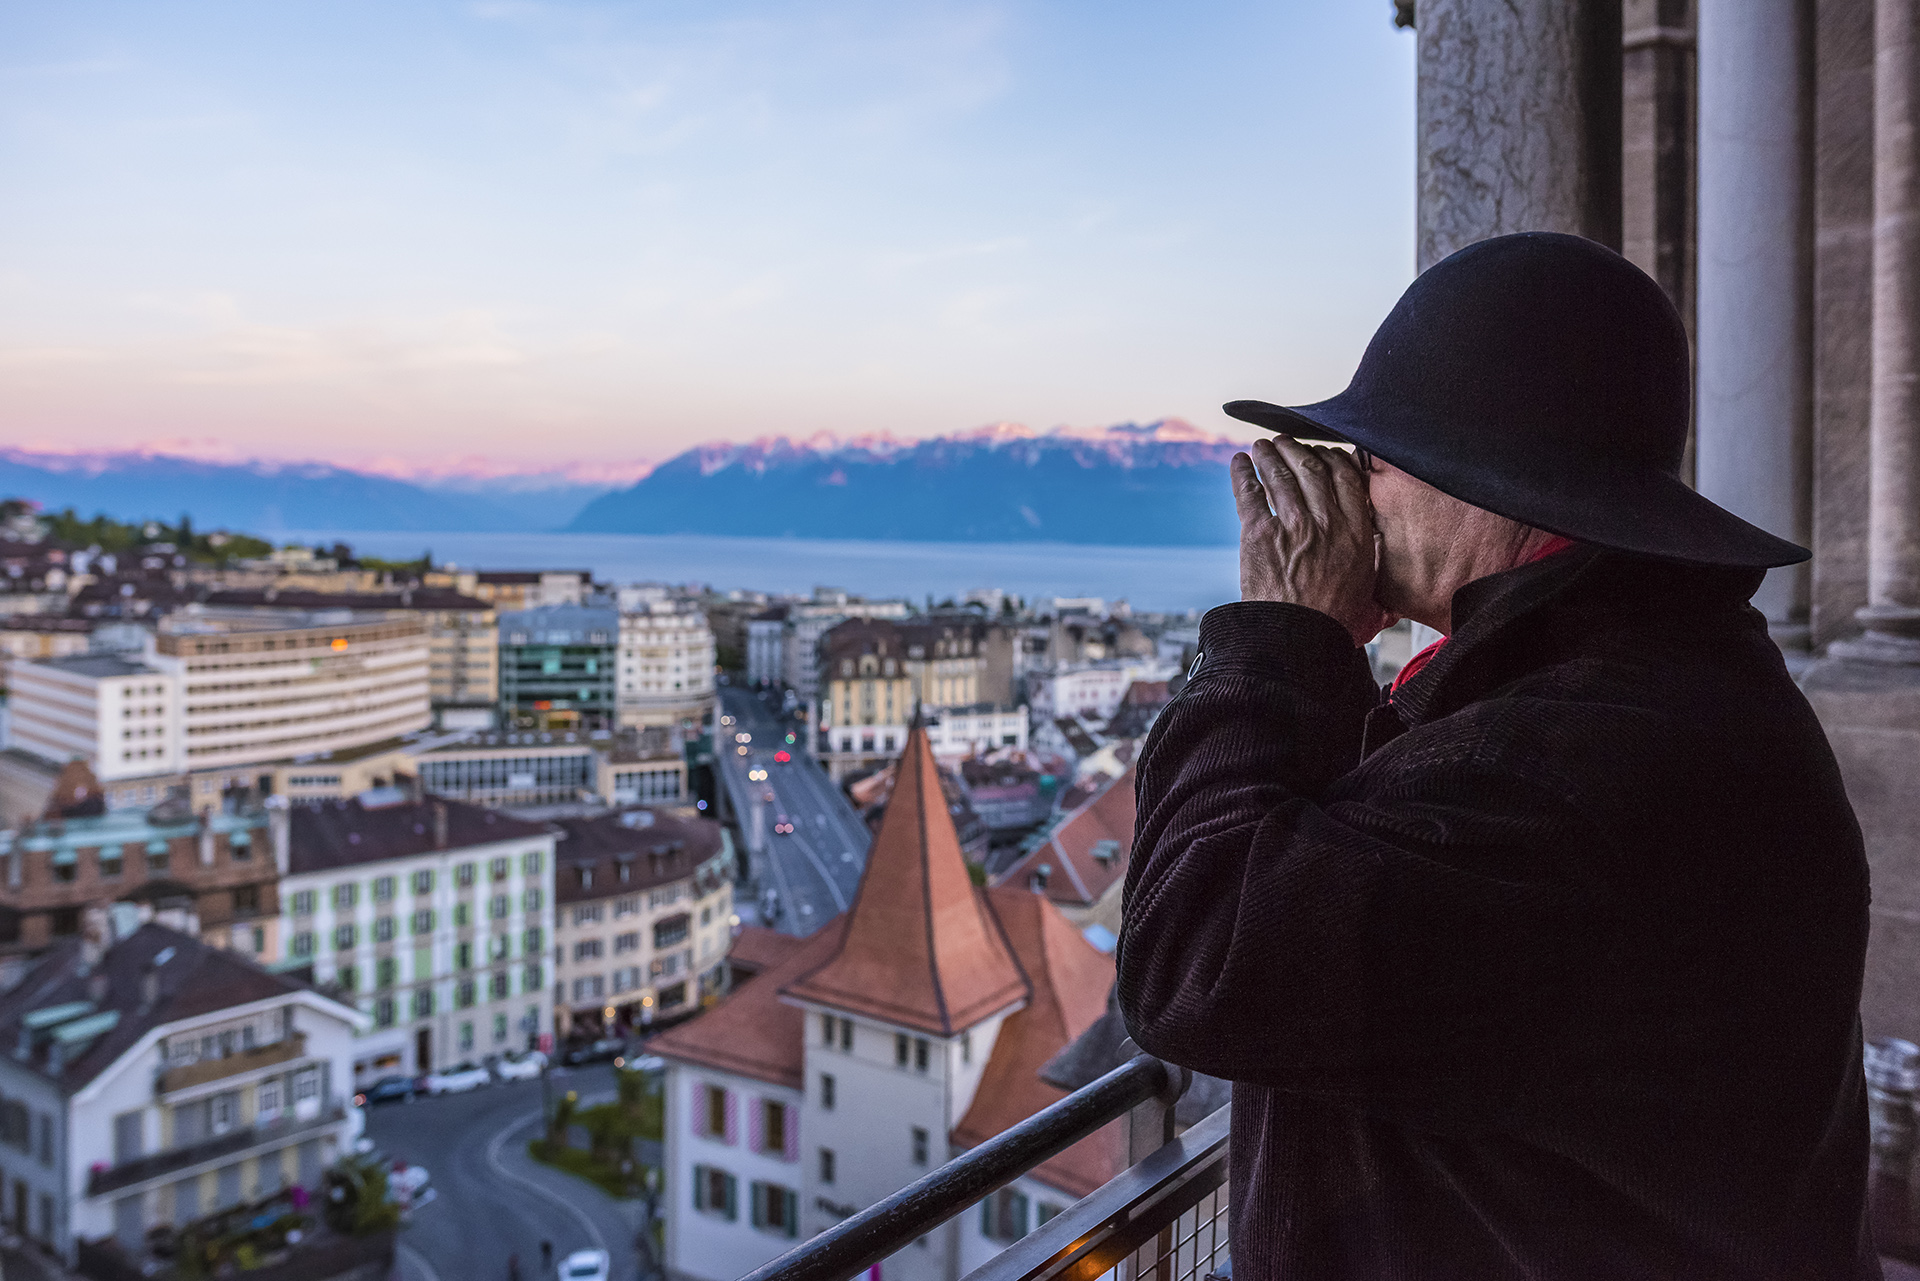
[
  {"left": 567, "top": 421, "right": 1244, "bottom": 546},
  {"left": 1, "top": 420, "right": 1248, "bottom": 546}
]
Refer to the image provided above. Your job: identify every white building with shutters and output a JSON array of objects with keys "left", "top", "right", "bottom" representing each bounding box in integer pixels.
[{"left": 0, "top": 921, "right": 364, "bottom": 1270}]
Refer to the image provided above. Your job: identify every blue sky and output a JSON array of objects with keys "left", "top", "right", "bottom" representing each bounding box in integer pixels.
[{"left": 0, "top": 2, "right": 1415, "bottom": 476}]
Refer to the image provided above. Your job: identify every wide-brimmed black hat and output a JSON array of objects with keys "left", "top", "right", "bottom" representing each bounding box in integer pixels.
[{"left": 1225, "top": 231, "right": 1808, "bottom": 568}]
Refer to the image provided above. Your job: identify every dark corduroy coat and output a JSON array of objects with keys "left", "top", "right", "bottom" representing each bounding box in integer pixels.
[{"left": 1118, "top": 546, "right": 1876, "bottom": 1280}]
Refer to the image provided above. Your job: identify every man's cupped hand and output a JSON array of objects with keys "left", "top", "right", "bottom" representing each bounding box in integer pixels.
[{"left": 1233, "top": 436, "right": 1396, "bottom": 646}]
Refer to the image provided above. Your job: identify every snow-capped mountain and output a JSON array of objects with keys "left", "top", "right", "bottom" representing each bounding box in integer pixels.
[{"left": 568, "top": 420, "right": 1245, "bottom": 545}]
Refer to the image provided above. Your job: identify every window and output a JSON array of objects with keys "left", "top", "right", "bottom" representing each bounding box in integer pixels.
[
  {"left": 896, "top": 1033, "right": 909, "bottom": 1067},
  {"left": 701, "top": 905, "right": 712, "bottom": 926},
  {"left": 692, "top": 1165, "right": 737, "bottom": 1220},
  {"left": 455, "top": 862, "right": 475, "bottom": 888},
  {"left": 453, "top": 902, "right": 471, "bottom": 928},
  {"left": 291, "top": 931, "right": 314, "bottom": 958},
  {"left": 455, "top": 942, "right": 472, "bottom": 971},
  {"left": 374, "top": 998, "right": 395, "bottom": 1028},
  {"left": 375, "top": 958, "right": 398, "bottom": 989},
  {"left": 373, "top": 876, "right": 395, "bottom": 902},
  {"left": 819, "top": 1147, "right": 836, "bottom": 1184},
  {"left": 100, "top": 847, "right": 123, "bottom": 878},
  {"left": 912, "top": 1126, "right": 928, "bottom": 1165},
  {"left": 749, "top": 1181, "right": 798, "bottom": 1238},
  {"left": 522, "top": 850, "right": 544, "bottom": 875},
  {"left": 523, "top": 963, "right": 543, "bottom": 990},
  {"left": 411, "top": 909, "right": 435, "bottom": 935},
  {"left": 459, "top": 1021, "right": 474, "bottom": 1051},
  {"left": 914, "top": 1037, "right": 929, "bottom": 1073},
  {"left": 523, "top": 888, "right": 543, "bottom": 911},
  {"left": 232, "top": 885, "right": 259, "bottom": 915},
  {"left": 573, "top": 904, "right": 602, "bottom": 926},
  {"left": 763, "top": 1100, "right": 788, "bottom": 1156},
  {"left": 337, "top": 965, "right": 358, "bottom": 993},
  {"left": 147, "top": 843, "right": 170, "bottom": 874},
  {"left": 839, "top": 1018, "right": 852, "bottom": 1051},
  {"left": 490, "top": 857, "right": 510, "bottom": 881},
  {"left": 374, "top": 916, "right": 395, "bottom": 943},
  {"left": 490, "top": 895, "right": 511, "bottom": 919},
  {"left": 334, "top": 924, "right": 357, "bottom": 950},
  {"left": 660, "top": 981, "right": 686, "bottom": 1008},
  {"left": 820, "top": 1073, "right": 835, "bottom": 1111},
  {"left": 490, "top": 971, "right": 510, "bottom": 1000},
  {"left": 291, "top": 890, "right": 315, "bottom": 916},
  {"left": 703, "top": 1084, "right": 730, "bottom": 1140},
  {"left": 493, "top": 1013, "right": 508, "bottom": 1042},
  {"left": 981, "top": 1188, "right": 1030, "bottom": 1242},
  {"left": 256, "top": 1080, "right": 281, "bottom": 1124},
  {"left": 490, "top": 934, "right": 512, "bottom": 961},
  {"left": 333, "top": 883, "right": 358, "bottom": 909},
  {"left": 456, "top": 980, "right": 475, "bottom": 1009},
  {"left": 614, "top": 931, "right": 639, "bottom": 954},
  {"left": 653, "top": 914, "right": 689, "bottom": 949},
  {"left": 571, "top": 976, "right": 605, "bottom": 1001},
  {"left": 412, "top": 870, "right": 434, "bottom": 894},
  {"left": 210, "top": 1091, "right": 238, "bottom": 1136},
  {"left": 614, "top": 895, "right": 639, "bottom": 918},
  {"left": 414, "top": 989, "right": 435, "bottom": 1018},
  {"left": 574, "top": 940, "right": 603, "bottom": 961},
  {"left": 820, "top": 1014, "right": 834, "bottom": 1046},
  {"left": 524, "top": 926, "right": 544, "bottom": 953},
  {"left": 962, "top": 1031, "right": 972, "bottom": 1066}
]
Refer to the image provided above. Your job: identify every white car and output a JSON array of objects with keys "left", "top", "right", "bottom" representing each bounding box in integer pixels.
[
  {"left": 421, "top": 1062, "right": 490, "bottom": 1095},
  {"left": 624, "top": 1054, "right": 665, "bottom": 1073},
  {"left": 559, "top": 1248, "right": 610, "bottom": 1281},
  {"left": 494, "top": 1051, "right": 547, "bottom": 1082}
]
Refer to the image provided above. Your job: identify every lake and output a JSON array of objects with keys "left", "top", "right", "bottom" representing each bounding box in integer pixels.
[{"left": 279, "top": 529, "right": 1243, "bottom": 616}]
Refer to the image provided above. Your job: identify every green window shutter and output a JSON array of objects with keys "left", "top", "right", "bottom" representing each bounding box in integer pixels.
[
  {"left": 1012, "top": 1191, "right": 1029, "bottom": 1238},
  {"left": 750, "top": 1182, "right": 764, "bottom": 1229},
  {"left": 692, "top": 1165, "right": 706, "bottom": 1212},
  {"left": 724, "top": 1174, "right": 738, "bottom": 1222},
  {"left": 784, "top": 1188, "right": 799, "bottom": 1238}
]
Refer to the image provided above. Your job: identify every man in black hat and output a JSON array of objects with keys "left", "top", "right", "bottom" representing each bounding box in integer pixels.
[{"left": 1117, "top": 233, "right": 1875, "bottom": 1279}]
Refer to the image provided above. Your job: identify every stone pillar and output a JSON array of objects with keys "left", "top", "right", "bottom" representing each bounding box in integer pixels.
[
  {"left": 1696, "top": 0, "right": 1815, "bottom": 646},
  {"left": 1622, "top": 0, "right": 1698, "bottom": 478},
  {"left": 1416, "top": 0, "right": 1623, "bottom": 270},
  {"left": 1856, "top": 0, "right": 1920, "bottom": 655}
]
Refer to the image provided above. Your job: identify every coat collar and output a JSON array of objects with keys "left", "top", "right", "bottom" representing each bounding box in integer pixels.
[{"left": 1383, "top": 546, "right": 1765, "bottom": 731}]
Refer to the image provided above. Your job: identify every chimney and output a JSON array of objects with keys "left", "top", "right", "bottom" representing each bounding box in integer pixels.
[
  {"left": 79, "top": 904, "right": 110, "bottom": 971},
  {"left": 432, "top": 802, "right": 448, "bottom": 850},
  {"left": 197, "top": 809, "right": 214, "bottom": 867},
  {"left": 267, "top": 796, "right": 291, "bottom": 875},
  {"left": 140, "top": 966, "right": 159, "bottom": 1010},
  {"left": 1031, "top": 863, "right": 1051, "bottom": 894}
]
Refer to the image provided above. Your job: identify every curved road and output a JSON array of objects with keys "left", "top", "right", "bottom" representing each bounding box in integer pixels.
[{"left": 368, "top": 1066, "right": 652, "bottom": 1281}]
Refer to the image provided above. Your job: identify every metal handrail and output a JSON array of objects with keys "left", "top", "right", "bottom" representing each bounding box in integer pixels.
[
  {"left": 961, "top": 1103, "right": 1230, "bottom": 1281},
  {"left": 742, "top": 1053, "right": 1177, "bottom": 1281}
]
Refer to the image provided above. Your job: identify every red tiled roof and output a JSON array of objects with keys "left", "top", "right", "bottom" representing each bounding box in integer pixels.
[
  {"left": 650, "top": 916, "right": 847, "bottom": 1089},
  {"left": 990, "top": 766, "right": 1137, "bottom": 908},
  {"left": 783, "top": 725, "right": 1029, "bottom": 1036},
  {"left": 951, "top": 888, "right": 1122, "bottom": 1198},
  {"left": 727, "top": 925, "right": 808, "bottom": 975}
]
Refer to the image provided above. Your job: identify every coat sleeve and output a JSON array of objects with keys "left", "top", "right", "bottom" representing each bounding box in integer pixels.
[{"left": 1118, "top": 601, "right": 1623, "bottom": 1111}]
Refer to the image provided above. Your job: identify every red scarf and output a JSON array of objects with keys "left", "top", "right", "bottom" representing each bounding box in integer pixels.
[{"left": 1388, "top": 536, "right": 1576, "bottom": 695}]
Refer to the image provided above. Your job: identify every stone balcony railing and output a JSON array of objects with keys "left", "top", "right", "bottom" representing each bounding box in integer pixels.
[{"left": 155, "top": 1033, "right": 306, "bottom": 1095}]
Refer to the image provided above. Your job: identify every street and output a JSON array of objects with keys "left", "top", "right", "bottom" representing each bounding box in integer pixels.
[
  {"left": 715, "top": 685, "right": 868, "bottom": 937},
  {"left": 367, "top": 1065, "right": 655, "bottom": 1281}
]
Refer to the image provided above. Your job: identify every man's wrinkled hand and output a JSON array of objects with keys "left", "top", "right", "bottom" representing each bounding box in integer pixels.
[{"left": 1233, "top": 437, "right": 1395, "bottom": 646}]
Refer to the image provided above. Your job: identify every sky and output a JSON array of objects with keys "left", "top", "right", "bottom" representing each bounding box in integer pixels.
[{"left": 0, "top": 2, "right": 1416, "bottom": 479}]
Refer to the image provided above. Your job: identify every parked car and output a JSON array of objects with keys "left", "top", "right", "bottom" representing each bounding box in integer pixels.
[
  {"left": 558, "top": 1249, "right": 611, "bottom": 1281},
  {"left": 420, "top": 1062, "right": 491, "bottom": 1095},
  {"left": 390, "top": 1163, "right": 431, "bottom": 1200},
  {"left": 562, "top": 1037, "right": 626, "bottom": 1066},
  {"left": 494, "top": 1051, "right": 548, "bottom": 1082},
  {"left": 623, "top": 1054, "right": 665, "bottom": 1074},
  {"left": 355, "top": 1075, "right": 416, "bottom": 1107}
]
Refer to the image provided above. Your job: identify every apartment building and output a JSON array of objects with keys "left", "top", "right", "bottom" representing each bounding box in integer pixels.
[
  {"left": 201, "top": 588, "right": 499, "bottom": 725},
  {"left": 0, "top": 786, "right": 280, "bottom": 971},
  {"left": 601, "top": 727, "right": 689, "bottom": 806},
  {"left": 655, "top": 725, "right": 1118, "bottom": 1281},
  {"left": 0, "top": 616, "right": 92, "bottom": 686},
  {"left": 615, "top": 601, "right": 715, "bottom": 733},
  {"left": 280, "top": 796, "right": 556, "bottom": 1080},
  {"left": 550, "top": 806, "right": 732, "bottom": 1038},
  {"left": 7, "top": 656, "right": 181, "bottom": 783},
  {"left": 0, "top": 923, "right": 363, "bottom": 1267},
  {"left": 815, "top": 618, "right": 1020, "bottom": 780},
  {"left": 498, "top": 604, "right": 619, "bottom": 731},
  {"left": 470, "top": 571, "right": 592, "bottom": 612}
]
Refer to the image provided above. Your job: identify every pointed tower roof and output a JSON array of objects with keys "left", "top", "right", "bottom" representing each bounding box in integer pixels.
[{"left": 783, "top": 724, "right": 1030, "bottom": 1036}]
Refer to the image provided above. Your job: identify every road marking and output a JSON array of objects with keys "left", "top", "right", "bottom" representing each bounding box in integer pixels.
[
  {"left": 399, "top": 1242, "right": 443, "bottom": 1281},
  {"left": 484, "top": 1107, "right": 609, "bottom": 1258},
  {"left": 788, "top": 831, "right": 850, "bottom": 912}
]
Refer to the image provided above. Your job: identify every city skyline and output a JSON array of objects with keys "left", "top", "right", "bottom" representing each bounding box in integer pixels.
[{"left": 0, "top": 1, "right": 1416, "bottom": 475}]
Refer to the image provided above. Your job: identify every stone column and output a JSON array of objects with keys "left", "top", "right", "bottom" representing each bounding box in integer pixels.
[
  {"left": 1696, "top": 0, "right": 1815, "bottom": 646},
  {"left": 1416, "top": 0, "right": 1623, "bottom": 270},
  {"left": 1622, "top": 0, "right": 1698, "bottom": 479},
  {"left": 1855, "top": 0, "right": 1920, "bottom": 656}
]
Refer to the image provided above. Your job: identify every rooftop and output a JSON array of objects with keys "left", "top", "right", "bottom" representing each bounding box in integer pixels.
[
  {"left": 651, "top": 916, "right": 846, "bottom": 1089},
  {"left": 201, "top": 587, "right": 493, "bottom": 613},
  {"left": 992, "top": 766, "right": 1136, "bottom": 909},
  {"left": 287, "top": 796, "right": 550, "bottom": 874},
  {"left": 28, "top": 653, "right": 158, "bottom": 679},
  {"left": 0, "top": 924, "right": 334, "bottom": 1091},
  {"left": 550, "top": 805, "right": 726, "bottom": 902}
]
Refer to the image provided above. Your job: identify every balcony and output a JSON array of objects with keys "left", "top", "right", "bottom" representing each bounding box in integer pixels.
[
  {"left": 744, "top": 1051, "right": 1230, "bottom": 1281},
  {"left": 156, "top": 1032, "right": 306, "bottom": 1094},
  {"left": 87, "top": 1102, "right": 348, "bottom": 1198}
]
